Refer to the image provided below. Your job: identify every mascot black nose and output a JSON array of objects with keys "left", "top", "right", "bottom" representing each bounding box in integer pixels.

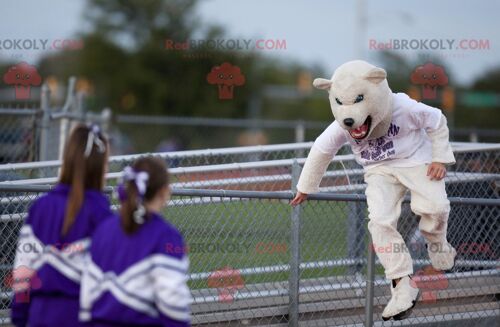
[{"left": 343, "top": 118, "right": 354, "bottom": 127}]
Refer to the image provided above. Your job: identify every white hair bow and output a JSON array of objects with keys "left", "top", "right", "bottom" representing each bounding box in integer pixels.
[
  {"left": 122, "top": 166, "right": 150, "bottom": 197},
  {"left": 84, "top": 125, "right": 106, "bottom": 157}
]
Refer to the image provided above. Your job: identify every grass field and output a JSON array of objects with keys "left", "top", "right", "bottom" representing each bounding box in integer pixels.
[{"left": 162, "top": 198, "right": 369, "bottom": 290}]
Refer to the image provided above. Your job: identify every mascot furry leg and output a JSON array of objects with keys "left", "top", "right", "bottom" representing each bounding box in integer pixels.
[{"left": 366, "top": 164, "right": 456, "bottom": 320}]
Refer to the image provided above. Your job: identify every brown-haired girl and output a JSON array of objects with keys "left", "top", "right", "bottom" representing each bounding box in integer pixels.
[
  {"left": 79, "top": 157, "right": 191, "bottom": 326},
  {"left": 11, "top": 124, "right": 113, "bottom": 327}
]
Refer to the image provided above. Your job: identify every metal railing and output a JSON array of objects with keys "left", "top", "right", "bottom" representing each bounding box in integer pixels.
[
  {"left": 0, "top": 142, "right": 498, "bottom": 214},
  {"left": 0, "top": 78, "right": 111, "bottom": 164},
  {"left": 0, "top": 141, "right": 499, "bottom": 325},
  {"left": 0, "top": 183, "right": 499, "bottom": 326}
]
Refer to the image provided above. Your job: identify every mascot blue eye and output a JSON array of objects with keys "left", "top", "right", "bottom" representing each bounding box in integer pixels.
[
  {"left": 354, "top": 94, "right": 364, "bottom": 103},
  {"left": 335, "top": 98, "right": 343, "bottom": 105}
]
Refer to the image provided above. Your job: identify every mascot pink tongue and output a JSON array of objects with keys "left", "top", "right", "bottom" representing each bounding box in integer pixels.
[{"left": 350, "top": 123, "right": 369, "bottom": 138}]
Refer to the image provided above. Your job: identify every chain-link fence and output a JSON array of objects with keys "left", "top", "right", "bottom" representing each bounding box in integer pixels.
[
  {"left": 0, "top": 109, "right": 39, "bottom": 164},
  {"left": 0, "top": 142, "right": 499, "bottom": 326},
  {"left": 0, "top": 78, "right": 111, "bottom": 165},
  {"left": 1, "top": 142, "right": 499, "bottom": 199},
  {"left": 0, "top": 184, "right": 498, "bottom": 326}
]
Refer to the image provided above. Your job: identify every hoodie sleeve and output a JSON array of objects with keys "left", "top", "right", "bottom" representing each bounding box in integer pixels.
[
  {"left": 296, "top": 122, "right": 347, "bottom": 194},
  {"left": 426, "top": 114, "right": 456, "bottom": 165},
  {"left": 403, "top": 95, "right": 455, "bottom": 165}
]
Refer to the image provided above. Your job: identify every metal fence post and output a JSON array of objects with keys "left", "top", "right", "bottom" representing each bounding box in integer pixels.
[
  {"left": 294, "top": 121, "right": 306, "bottom": 159},
  {"left": 347, "top": 171, "right": 366, "bottom": 275},
  {"left": 101, "top": 107, "right": 112, "bottom": 134},
  {"left": 294, "top": 121, "right": 305, "bottom": 143},
  {"left": 289, "top": 159, "right": 302, "bottom": 327},
  {"left": 364, "top": 235, "right": 375, "bottom": 327},
  {"left": 58, "top": 77, "right": 77, "bottom": 160},
  {"left": 39, "top": 83, "right": 51, "bottom": 162}
]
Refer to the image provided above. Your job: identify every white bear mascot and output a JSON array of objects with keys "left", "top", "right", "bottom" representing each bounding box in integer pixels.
[{"left": 291, "top": 60, "right": 457, "bottom": 321}]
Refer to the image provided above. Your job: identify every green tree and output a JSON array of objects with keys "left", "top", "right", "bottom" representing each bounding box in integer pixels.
[{"left": 39, "top": 0, "right": 260, "bottom": 118}]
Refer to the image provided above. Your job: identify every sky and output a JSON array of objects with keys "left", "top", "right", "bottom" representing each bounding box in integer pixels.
[{"left": 1, "top": 0, "right": 498, "bottom": 86}]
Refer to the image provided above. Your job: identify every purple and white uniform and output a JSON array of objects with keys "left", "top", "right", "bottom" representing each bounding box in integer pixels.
[
  {"left": 79, "top": 212, "right": 191, "bottom": 327},
  {"left": 11, "top": 184, "right": 113, "bottom": 327}
]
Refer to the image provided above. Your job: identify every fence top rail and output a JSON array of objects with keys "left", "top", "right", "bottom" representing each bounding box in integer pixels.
[
  {"left": 0, "top": 141, "right": 497, "bottom": 175},
  {"left": 0, "top": 142, "right": 315, "bottom": 171},
  {"left": 451, "top": 141, "right": 500, "bottom": 152},
  {"left": 0, "top": 184, "right": 499, "bottom": 207},
  {"left": 0, "top": 159, "right": 302, "bottom": 185},
  {"left": 109, "top": 141, "right": 315, "bottom": 162},
  {"left": 117, "top": 114, "right": 328, "bottom": 129},
  {"left": 0, "top": 108, "right": 41, "bottom": 116},
  {"left": 50, "top": 111, "right": 108, "bottom": 121},
  {"left": 0, "top": 156, "right": 329, "bottom": 185},
  {"left": 0, "top": 141, "right": 499, "bottom": 172}
]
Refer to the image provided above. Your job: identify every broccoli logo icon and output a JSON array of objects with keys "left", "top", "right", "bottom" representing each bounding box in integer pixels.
[
  {"left": 3, "top": 62, "right": 42, "bottom": 100},
  {"left": 410, "top": 62, "right": 448, "bottom": 100},
  {"left": 207, "top": 62, "right": 245, "bottom": 100},
  {"left": 3, "top": 265, "right": 42, "bottom": 303},
  {"left": 410, "top": 265, "right": 448, "bottom": 303},
  {"left": 207, "top": 266, "right": 245, "bottom": 303}
]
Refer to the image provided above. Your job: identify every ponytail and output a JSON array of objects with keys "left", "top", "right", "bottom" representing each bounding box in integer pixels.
[
  {"left": 120, "top": 182, "right": 142, "bottom": 234},
  {"left": 62, "top": 150, "right": 86, "bottom": 236},
  {"left": 118, "top": 157, "right": 168, "bottom": 235},
  {"left": 59, "top": 124, "right": 108, "bottom": 236}
]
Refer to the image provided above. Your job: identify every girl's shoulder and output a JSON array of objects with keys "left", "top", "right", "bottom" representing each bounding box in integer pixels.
[
  {"left": 148, "top": 213, "right": 186, "bottom": 259},
  {"left": 150, "top": 213, "right": 183, "bottom": 236},
  {"left": 36, "top": 184, "right": 109, "bottom": 205},
  {"left": 83, "top": 188, "right": 111, "bottom": 207},
  {"left": 27, "top": 185, "right": 68, "bottom": 215}
]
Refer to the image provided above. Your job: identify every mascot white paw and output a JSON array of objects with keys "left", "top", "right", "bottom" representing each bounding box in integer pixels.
[
  {"left": 428, "top": 242, "right": 457, "bottom": 270},
  {"left": 382, "top": 276, "right": 420, "bottom": 321}
]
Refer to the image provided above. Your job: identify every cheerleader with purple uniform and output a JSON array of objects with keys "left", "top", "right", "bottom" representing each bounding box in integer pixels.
[
  {"left": 11, "top": 124, "right": 112, "bottom": 327},
  {"left": 79, "top": 157, "right": 192, "bottom": 326}
]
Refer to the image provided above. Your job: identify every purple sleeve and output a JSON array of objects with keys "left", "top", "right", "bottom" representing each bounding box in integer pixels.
[
  {"left": 10, "top": 296, "right": 30, "bottom": 327},
  {"left": 159, "top": 315, "right": 191, "bottom": 327},
  {"left": 162, "top": 227, "right": 187, "bottom": 260}
]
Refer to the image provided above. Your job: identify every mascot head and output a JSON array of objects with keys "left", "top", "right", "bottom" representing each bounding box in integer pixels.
[{"left": 313, "top": 60, "right": 393, "bottom": 140}]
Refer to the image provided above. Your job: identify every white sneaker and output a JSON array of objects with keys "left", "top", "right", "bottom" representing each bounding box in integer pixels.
[
  {"left": 382, "top": 276, "right": 420, "bottom": 321},
  {"left": 428, "top": 242, "right": 457, "bottom": 271}
]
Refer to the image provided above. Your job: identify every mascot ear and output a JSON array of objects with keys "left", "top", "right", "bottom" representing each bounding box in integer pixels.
[
  {"left": 364, "top": 67, "right": 387, "bottom": 84},
  {"left": 313, "top": 78, "right": 333, "bottom": 90}
]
